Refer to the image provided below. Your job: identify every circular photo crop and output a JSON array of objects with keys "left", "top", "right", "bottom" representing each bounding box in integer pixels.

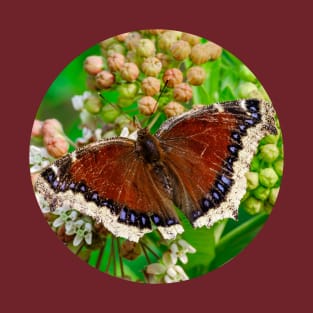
[{"left": 30, "top": 29, "right": 283, "bottom": 284}]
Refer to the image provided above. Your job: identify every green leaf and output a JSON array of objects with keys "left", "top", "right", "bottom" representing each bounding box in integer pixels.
[
  {"left": 209, "top": 213, "right": 268, "bottom": 271},
  {"left": 177, "top": 211, "right": 215, "bottom": 278}
]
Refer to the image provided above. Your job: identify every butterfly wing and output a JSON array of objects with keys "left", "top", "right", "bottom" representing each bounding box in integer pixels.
[
  {"left": 156, "top": 99, "right": 277, "bottom": 228},
  {"left": 35, "top": 137, "right": 182, "bottom": 242}
]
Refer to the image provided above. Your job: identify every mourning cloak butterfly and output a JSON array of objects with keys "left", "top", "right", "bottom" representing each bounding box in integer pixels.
[{"left": 35, "top": 99, "right": 277, "bottom": 242}]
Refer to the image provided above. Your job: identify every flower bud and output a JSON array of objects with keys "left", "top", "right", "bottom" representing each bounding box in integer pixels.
[
  {"left": 259, "top": 168, "right": 279, "bottom": 188},
  {"left": 136, "top": 38, "right": 156, "bottom": 57},
  {"left": 260, "top": 144, "right": 280, "bottom": 163},
  {"left": 170, "top": 40, "right": 191, "bottom": 61},
  {"left": 100, "top": 104, "right": 120, "bottom": 123},
  {"left": 242, "top": 196, "right": 263, "bottom": 215},
  {"left": 268, "top": 187, "right": 280, "bottom": 205},
  {"left": 163, "top": 68, "right": 183, "bottom": 87},
  {"left": 263, "top": 202, "right": 273, "bottom": 214},
  {"left": 190, "top": 44, "right": 211, "bottom": 65},
  {"left": 32, "top": 120, "right": 43, "bottom": 137},
  {"left": 146, "top": 263, "right": 165, "bottom": 275},
  {"left": 181, "top": 32, "right": 201, "bottom": 46},
  {"left": 253, "top": 185, "right": 270, "bottom": 201},
  {"left": 237, "top": 82, "right": 259, "bottom": 98},
  {"left": 107, "top": 52, "right": 125, "bottom": 72},
  {"left": 141, "top": 77, "right": 161, "bottom": 96},
  {"left": 84, "top": 56, "right": 104, "bottom": 75},
  {"left": 120, "top": 62, "right": 140, "bottom": 82},
  {"left": 173, "top": 83, "right": 193, "bottom": 102},
  {"left": 118, "top": 97, "right": 134, "bottom": 108},
  {"left": 42, "top": 119, "right": 64, "bottom": 138},
  {"left": 204, "top": 41, "right": 223, "bottom": 60},
  {"left": 44, "top": 134, "right": 69, "bottom": 158},
  {"left": 95, "top": 70, "right": 115, "bottom": 89},
  {"left": 260, "top": 134, "right": 279, "bottom": 145},
  {"left": 187, "top": 66, "right": 206, "bottom": 85},
  {"left": 245, "top": 171, "right": 259, "bottom": 190},
  {"left": 156, "top": 53, "right": 170, "bottom": 69},
  {"left": 138, "top": 96, "right": 157, "bottom": 115},
  {"left": 273, "top": 159, "right": 284, "bottom": 177},
  {"left": 106, "top": 43, "right": 125, "bottom": 56},
  {"left": 147, "top": 29, "right": 165, "bottom": 35},
  {"left": 117, "top": 83, "right": 138, "bottom": 99},
  {"left": 119, "top": 240, "right": 141, "bottom": 260},
  {"left": 126, "top": 50, "right": 137, "bottom": 63},
  {"left": 115, "top": 32, "right": 129, "bottom": 42},
  {"left": 164, "top": 101, "right": 185, "bottom": 117},
  {"left": 141, "top": 57, "right": 162, "bottom": 77},
  {"left": 158, "top": 31, "right": 181, "bottom": 51},
  {"left": 84, "top": 95, "right": 102, "bottom": 114},
  {"left": 125, "top": 32, "right": 141, "bottom": 50},
  {"left": 99, "top": 38, "right": 116, "bottom": 50}
]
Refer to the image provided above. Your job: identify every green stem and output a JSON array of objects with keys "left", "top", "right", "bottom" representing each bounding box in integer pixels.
[{"left": 117, "top": 238, "right": 125, "bottom": 278}]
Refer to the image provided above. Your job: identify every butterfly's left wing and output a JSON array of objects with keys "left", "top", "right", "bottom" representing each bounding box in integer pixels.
[
  {"left": 156, "top": 99, "right": 277, "bottom": 228},
  {"left": 35, "top": 137, "right": 183, "bottom": 242}
]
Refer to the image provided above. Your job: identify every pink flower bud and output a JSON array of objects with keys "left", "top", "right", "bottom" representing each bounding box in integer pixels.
[
  {"left": 205, "top": 41, "right": 223, "bottom": 60},
  {"left": 158, "top": 31, "right": 181, "bottom": 51},
  {"left": 173, "top": 83, "right": 193, "bottom": 102},
  {"left": 141, "top": 77, "right": 161, "bottom": 96},
  {"left": 163, "top": 68, "right": 183, "bottom": 87},
  {"left": 187, "top": 66, "right": 206, "bottom": 85},
  {"left": 44, "top": 134, "right": 69, "bottom": 158},
  {"left": 120, "top": 62, "right": 140, "bottom": 82},
  {"left": 42, "top": 119, "right": 64, "bottom": 138},
  {"left": 31, "top": 120, "right": 43, "bottom": 137},
  {"left": 164, "top": 101, "right": 185, "bottom": 117},
  {"left": 115, "top": 32, "right": 129, "bottom": 42},
  {"left": 141, "top": 57, "right": 162, "bottom": 77},
  {"left": 125, "top": 32, "right": 141, "bottom": 50},
  {"left": 84, "top": 56, "right": 104, "bottom": 75},
  {"left": 107, "top": 53, "right": 125, "bottom": 72},
  {"left": 96, "top": 70, "right": 115, "bottom": 89},
  {"left": 136, "top": 39, "right": 156, "bottom": 57},
  {"left": 170, "top": 40, "right": 191, "bottom": 61},
  {"left": 156, "top": 53, "right": 170, "bottom": 69},
  {"left": 138, "top": 96, "right": 157, "bottom": 115},
  {"left": 181, "top": 32, "right": 201, "bottom": 46},
  {"left": 147, "top": 29, "right": 165, "bottom": 35}
]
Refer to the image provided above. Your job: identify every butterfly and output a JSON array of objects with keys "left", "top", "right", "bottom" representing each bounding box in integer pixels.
[{"left": 35, "top": 99, "right": 277, "bottom": 242}]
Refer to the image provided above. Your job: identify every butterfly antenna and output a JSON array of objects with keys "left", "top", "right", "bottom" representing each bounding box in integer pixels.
[
  {"left": 146, "top": 80, "right": 169, "bottom": 130},
  {"left": 152, "top": 79, "right": 169, "bottom": 113}
]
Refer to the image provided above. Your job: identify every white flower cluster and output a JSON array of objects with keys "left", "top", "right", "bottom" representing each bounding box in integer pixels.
[
  {"left": 145, "top": 239, "right": 196, "bottom": 283},
  {"left": 36, "top": 194, "right": 93, "bottom": 247},
  {"left": 29, "top": 145, "right": 53, "bottom": 173}
]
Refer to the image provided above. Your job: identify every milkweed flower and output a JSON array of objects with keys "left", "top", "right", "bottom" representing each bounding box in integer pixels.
[{"left": 145, "top": 251, "right": 189, "bottom": 284}]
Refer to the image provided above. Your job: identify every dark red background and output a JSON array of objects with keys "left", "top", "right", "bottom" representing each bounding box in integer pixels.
[{"left": 2, "top": 1, "right": 311, "bottom": 312}]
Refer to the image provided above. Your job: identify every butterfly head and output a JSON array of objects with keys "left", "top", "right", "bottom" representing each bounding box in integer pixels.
[{"left": 135, "top": 128, "right": 161, "bottom": 163}]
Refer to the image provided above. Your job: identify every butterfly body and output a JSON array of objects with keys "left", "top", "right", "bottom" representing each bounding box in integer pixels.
[{"left": 35, "top": 99, "right": 277, "bottom": 242}]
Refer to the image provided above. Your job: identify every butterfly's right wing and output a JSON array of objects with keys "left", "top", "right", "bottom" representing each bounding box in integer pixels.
[{"left": 157, "top": 99, "right": 276, "bottom": 228}]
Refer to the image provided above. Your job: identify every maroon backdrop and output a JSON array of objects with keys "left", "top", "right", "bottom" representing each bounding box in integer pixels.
[{"left": 2, "top": 1, "right": 311, "bottom": 312}]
